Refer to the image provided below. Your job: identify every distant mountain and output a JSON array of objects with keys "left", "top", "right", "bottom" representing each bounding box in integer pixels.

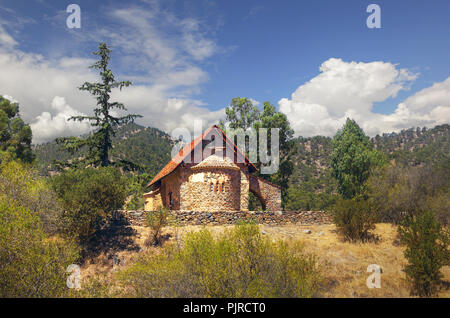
[
  {"left": 33, "top": 123, "right": 174, "bottom": 177},
  {"left": 34, "top": 122, "right": 449, "bottom": 209},
  {"left": 373, "top": 124, "right": 449, "bottom": 166},
  {"left": 284, "top": 124, "right": 450, "bottom": 210}
]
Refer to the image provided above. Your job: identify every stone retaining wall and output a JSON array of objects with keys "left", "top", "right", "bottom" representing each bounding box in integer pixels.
[{"left": 115, "top": 210, "right": 332, "bottom": 227}]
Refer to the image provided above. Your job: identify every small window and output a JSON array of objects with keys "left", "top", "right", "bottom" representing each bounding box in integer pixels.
[
  {"left": 214, "top": 184, "right": 218, "bottom": 192},
  {"left": 210, "top": 184, "right": 214, "bottom": 192},
  {"left": 219, "top": 183, "right": 223, "bottom": 192}
]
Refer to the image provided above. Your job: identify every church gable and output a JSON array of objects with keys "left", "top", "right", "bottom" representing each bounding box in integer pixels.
[{"left": 144, "top": 125, "right": 281, "bottom": 212}]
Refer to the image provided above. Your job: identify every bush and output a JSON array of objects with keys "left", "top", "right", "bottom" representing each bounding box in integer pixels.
[
  {"left": 0, "top": 200, "right": 79, "bottom": 297},
  {"left": 145, "top": 206, "right": 170, "bottom": 246},
  {"left": 117, "top": 223, "right": 321, "bottom": 297},
  {"left": 332, "top": 198, "right": 376, "bottom": 242},
  {"left": 367, "top": 163, "right": 449, "bottom": 224},
  {"left": 0, "top": 160, "right": 63, "bottom": 234},
  {"left": 50, "top": 167, "right": 128, "bottom": 243},
  {"left": 125, "top": 173, "right": 151, "bottom": 210},
  {"left": 398, "top": 211, "right": 450, "bottom": 297},
  {"left": 427, "top": 192, "right": 450, "bottom": 226}
]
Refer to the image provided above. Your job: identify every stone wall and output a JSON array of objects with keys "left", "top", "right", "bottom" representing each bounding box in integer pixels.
[
  {"left": 249, "top": 175, "right": 282, "bottom": 211},
  {"left": 117, "top": 210, "right": 332, "bottom": 227},
  {"left": 180, "top": 167, "right": 241, "bottom": 211}
]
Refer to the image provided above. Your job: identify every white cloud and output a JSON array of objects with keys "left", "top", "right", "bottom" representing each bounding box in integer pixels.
[
  {"left": 249, "top": 98, "right": 261, "bottom": 107},
  {"left": 279, "top": 58, "right": 449, "bottom": 137},
  {"left": 30, "top": 96, "right": 91, "bottom": 144},
  {"left": 0, "top": 4, "right": 225, "bottom": 144}
]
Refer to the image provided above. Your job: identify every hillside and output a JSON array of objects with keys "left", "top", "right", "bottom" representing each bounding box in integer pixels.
[
  {"left": 81, "top": 222, "right": 450, "bottom": 298},
  {"left": 34, "top": 123, "right": 449, "bottom": 206},
  {"left": 33, "top": 123, "right": 174, "bottom": 177},
  {"left": 285, "top": 124, "right": 450, "bottom": 210},
  {"left": 373, "top": 124, "right": 450, "bottom": 166}
]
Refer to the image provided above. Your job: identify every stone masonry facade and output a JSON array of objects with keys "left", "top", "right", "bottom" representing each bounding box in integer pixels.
[{"left": 144, "top": 125, "right": 282, "bottom": 213}]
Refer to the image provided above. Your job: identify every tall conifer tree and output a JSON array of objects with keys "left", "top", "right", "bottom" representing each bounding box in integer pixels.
[{"left": 57, "top": 42, "right": 142, "bottom": 169}]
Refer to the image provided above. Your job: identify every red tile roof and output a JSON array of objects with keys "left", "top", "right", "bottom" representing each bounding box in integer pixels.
[{"left": 147, "top": 125, "right": 257, "bottom": 188}]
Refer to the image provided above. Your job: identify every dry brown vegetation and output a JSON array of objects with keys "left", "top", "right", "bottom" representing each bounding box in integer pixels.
[{"left": 80, "top": 223, "right": 450, "bottom": 298}]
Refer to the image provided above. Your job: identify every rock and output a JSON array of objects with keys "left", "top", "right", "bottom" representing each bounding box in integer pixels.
[
  {"left": 317, "top": 231, "right": 324, "bottom": 236},
  {"left": 303, "top": 229, "right": 312, "bottom": 234},
  {"left": 261, "top": 230, "right": 267, "bottom": 235}
]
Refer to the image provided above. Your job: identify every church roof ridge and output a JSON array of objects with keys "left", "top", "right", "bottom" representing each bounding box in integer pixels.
[{"left": 147, "top": 125, "right": 257, "bottom": 188}]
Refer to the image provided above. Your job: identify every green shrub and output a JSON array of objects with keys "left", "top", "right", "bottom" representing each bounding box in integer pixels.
[
  {"left": 117, "top": 223, "right": 321, "bottom": 298},
  {"left": 0, "top": 200, "right": 79, "bottom": 297},
  {"left": 125, "top": 173, "right": 151, "bottom": 210},
  {"left": 367, "top": 163, "right": 450, "bottom": 224},
  {"left": 427, "top": 192, "right": 450, "bottom": 226},
  {"left": 145, "top": 206, "right": 170, "bottom": 246},
  {"left": 125, "top": 195, "right": 145, "bottom": 210},
  {"left": 0, "top": 160, "right": 64, "bottom": 234},
  {"left": 398, "top": 211, "right": 450, "bottom": 297},
  {"left": 50, "top": 167, "right": 128, "bottom": 243},
  {"left": 332, "top": 198, "right": 376, "bottom": 242}
]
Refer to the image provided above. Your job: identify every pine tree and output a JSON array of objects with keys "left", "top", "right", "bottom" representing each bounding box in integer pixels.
[{"left": 57, "top": 42, "right": 142, "bottom": 169}]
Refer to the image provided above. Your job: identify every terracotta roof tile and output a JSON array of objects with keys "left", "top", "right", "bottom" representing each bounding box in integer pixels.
[{"left": 147, "top": 125, "right": 257, "bottom": 188}]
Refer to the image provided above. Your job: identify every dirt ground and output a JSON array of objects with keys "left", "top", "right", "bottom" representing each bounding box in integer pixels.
[{"left": 82, "top": 222, "right": 450, "bottom": 298}]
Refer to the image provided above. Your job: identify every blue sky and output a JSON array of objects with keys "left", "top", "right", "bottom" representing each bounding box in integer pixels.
[{"left": 0, "top": 0, "right": 449, "bottom": 143}]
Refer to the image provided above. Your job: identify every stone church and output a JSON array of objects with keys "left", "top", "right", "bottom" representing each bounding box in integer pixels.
[{"left": 144, "top": 125, "right": 282, "bottom": 212}]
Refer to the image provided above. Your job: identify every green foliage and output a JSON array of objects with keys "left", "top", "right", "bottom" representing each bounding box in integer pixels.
[
  {"left": 221, "top": 97, "right": 261, "bottom": 130},
  {"left": 50, "top": 167, "right": 128, "bottom": 243},
  {"left": 34, "top": 123, "right": 173, "bottom": 177},
  {"left": 0, "top": 200, "right": 79, "bottom": 297},
  {"left": 125, "top": 172, "right": 152, "bottom": 210},
  {"left": 331, "top": 118, "right": 386, "bottom": 199},
  {"left": 0, "top": 160, "right": 63, "bottom": 234},
  {"left": 118, "top": 223, "right": 321, "bottom": 297},
  {"left": 145, "top": 206, "right": 170, "bottom": 246},
  {"left": 373, "top": 124, "right": 449, "bottom": 167},
  {"left": 0, "top": 96, "right": 34, "bottom": 164},
  {"left": 56, "top": 42, "right": 142, "bottom": 169},
  {"left": 221, "top": 98, "right": 295, "bottom": 206},
  {"left": 332, "top": 198, "right": 376, "bottom": 242},
  {"left": 248, "top": 191, "right": 263, "bottom": 211},
  {"left": 125, "top": 193, "right": 145, "bottom": 210},
  {"left": 255, "top": 102, "right": 295, "bottom": 206},
  {"left": 285, "top": 136, "right": 338, "bottom": 210},
  {"left": 367, "top": 162, "right": 450, "bottom": 224},
  {"left": 285, "top": 183, "right": 338, "bottom": 211},
  {"left": 398, "top": 211, "right": 450, "bottom": 297}
]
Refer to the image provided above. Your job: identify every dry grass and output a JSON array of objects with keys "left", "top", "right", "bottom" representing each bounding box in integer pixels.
[{"left": 81, "top": 222, "right": 450, "bottom": 298}]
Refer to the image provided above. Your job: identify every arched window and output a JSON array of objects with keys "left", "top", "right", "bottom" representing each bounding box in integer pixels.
[
  {"left": 219, "top": 183, "right": 223, "bottom": 192},
  {"left": 210, "top": 183, "right": 214, "bottom": 192}
]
